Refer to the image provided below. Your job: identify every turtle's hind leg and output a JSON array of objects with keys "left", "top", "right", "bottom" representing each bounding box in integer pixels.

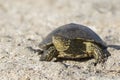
[
  {"left": 91, "top": 43, "right": 106, "bottom": 64},
  {"left": 40, "top": 46, "right": 58, "bottom": 61}
]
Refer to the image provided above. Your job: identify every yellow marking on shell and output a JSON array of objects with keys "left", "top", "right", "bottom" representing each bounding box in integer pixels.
[
  {"left": 76, "top": 38, "right": 94, "bottom": 42},
  {"left": 52, "top": 36, "right": 70, "bottom": 51},
  {"left": 58, "top": 52, "right": 91, "bottom": 59},
  {"left": 83, "top": 42, "right": 92, "bottom": 53}
]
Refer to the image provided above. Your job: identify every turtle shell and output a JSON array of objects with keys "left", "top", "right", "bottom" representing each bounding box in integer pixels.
[{"left": 39, "top": 23, "right": 107, "bottom": 49}]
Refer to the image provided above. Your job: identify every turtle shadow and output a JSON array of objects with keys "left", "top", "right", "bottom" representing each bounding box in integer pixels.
[
  {"left": 108, "top": 45, "right": 120, "bottom": 50},
  {"left": 55, "top": 57, "right": 93, "bottom": 62}
]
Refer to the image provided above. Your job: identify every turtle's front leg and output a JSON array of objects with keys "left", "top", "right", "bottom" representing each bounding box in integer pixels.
[{"left": 40, "top": 46, "right": 58, "bottom": 61}]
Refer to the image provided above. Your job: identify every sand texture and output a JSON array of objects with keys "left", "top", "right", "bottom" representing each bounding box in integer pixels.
[{"left": 0, "top": 0, "right": 120, "bottom": 80}]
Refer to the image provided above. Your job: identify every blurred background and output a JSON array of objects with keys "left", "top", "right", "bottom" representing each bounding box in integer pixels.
[{"left": 0, "top": 0, "right": 120, "bottom": 44}]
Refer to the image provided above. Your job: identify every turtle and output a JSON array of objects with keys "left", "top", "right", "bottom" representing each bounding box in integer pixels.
[{"left": 39, "top": 23, "right": 110, "bottom": 64}]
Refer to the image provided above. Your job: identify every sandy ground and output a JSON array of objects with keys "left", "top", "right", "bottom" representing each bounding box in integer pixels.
[{"left": 0, "top": 0, "right": 120, "bottom": 80}]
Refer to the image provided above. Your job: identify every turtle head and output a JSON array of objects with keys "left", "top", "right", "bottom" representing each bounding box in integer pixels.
[{"left": 52, "top": 35, "right": 71, "bottom": 51}]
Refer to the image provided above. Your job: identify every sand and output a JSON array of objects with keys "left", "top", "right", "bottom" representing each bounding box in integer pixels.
[{"left": 0, "top": 0, "right": 120, "bottom": 80}]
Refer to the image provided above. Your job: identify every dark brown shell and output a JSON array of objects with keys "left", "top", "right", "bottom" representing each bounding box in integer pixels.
[{"left": 39, "top": 23, "right": 107, "bottom": 49}]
